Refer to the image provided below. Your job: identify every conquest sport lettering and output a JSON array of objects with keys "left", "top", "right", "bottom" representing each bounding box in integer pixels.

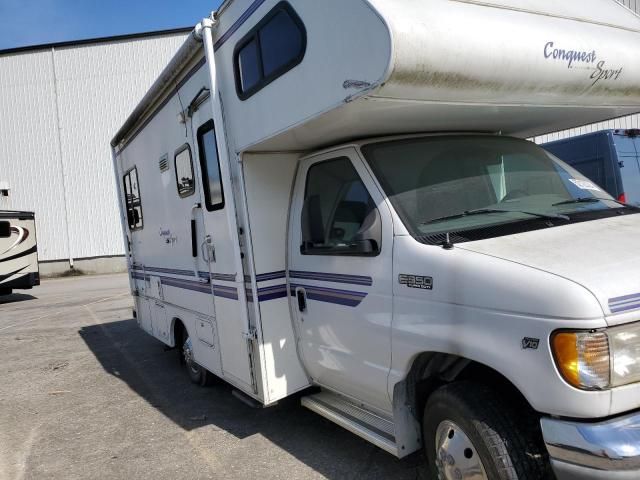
[
  {"left": 544, "top": 42, "right": 597, "bottom": 68},
  {"left": 544, "top": 41, "right": 624, "bottom": 87}
]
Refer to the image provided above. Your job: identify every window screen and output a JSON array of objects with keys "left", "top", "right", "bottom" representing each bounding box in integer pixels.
[
  {"left": 234, "top": 2, "right": 306, "bottom": 99},
  {"left": 123, "top": 167, "right": 143, "bottom": 230},
  {"left": 175, "top": 145, "right": 195, "bottom": 197},
  {"left": 197, "top": 120, "right": 224, "bottom": 211},
  {"left": 302, "top": 158, "right": 379, "bottom": 255}
]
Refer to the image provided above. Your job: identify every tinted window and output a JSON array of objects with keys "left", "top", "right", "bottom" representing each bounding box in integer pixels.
[
  {"left": 302, "top": 158, "right": 379, "bottom": 256},
  {"left": 259, "top": 10, "right": 304, "bottom": 77},
  {"left": 197, "top": 121, "right": 224, "bottom": 211},
  {"left": 234, "top": 2, "right": 306, "bottom": 99},
  {"left": 237, "top": 39, "right": 261, "bottom": 92},
  {"left": 123, "top": 167, "right": 143, "bottom": 230},
  {"left": 175, "top": 145, "right": 195, "bottom": 197}
]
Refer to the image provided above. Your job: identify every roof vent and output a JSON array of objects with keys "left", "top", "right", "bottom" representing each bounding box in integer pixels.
[{"left": 159, "top": 155, "right": 169, "bottom": 172}]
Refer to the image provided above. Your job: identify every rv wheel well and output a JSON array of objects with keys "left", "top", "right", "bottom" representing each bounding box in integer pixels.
[
  {"left": 172, "top": 318, "right": 185, "bottom": 349},
  {"left": 402, "top": 353, "right": 534, "bottom": 422}
]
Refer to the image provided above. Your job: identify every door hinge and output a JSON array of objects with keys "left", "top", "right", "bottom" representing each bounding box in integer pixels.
[{"left": 243, "top": 328, "right": 258, "bottom": 341}]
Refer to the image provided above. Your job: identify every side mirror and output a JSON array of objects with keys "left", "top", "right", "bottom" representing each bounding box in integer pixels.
[
  {"left": 353, "top": 208, "right": 382, "bottom": 254},
  {"left": 0, "top": 221, "right": 11, "bottom": 238}
]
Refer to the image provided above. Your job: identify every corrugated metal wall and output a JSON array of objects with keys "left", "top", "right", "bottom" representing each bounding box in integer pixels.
[
  {"left": 534, "top": 0, "right": 640, "bottom": 143},
  {"left": 0, "top": 32, "right": 187, "bottom": 261},
  {"left": 620, "top": 0, "right": 640, "bottom": 12}
]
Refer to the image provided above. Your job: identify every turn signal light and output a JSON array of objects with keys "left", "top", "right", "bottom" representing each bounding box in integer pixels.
[{"left": 552, "top": 332, "right": 610, "bottom": 390}]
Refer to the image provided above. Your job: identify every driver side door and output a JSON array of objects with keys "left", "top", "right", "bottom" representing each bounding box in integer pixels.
[{"left": 288, "top": 148, "right": 394, "bottom": 412}]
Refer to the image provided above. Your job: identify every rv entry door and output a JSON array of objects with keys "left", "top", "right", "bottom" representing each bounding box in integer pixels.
[{"left": 189, "top": 106, "right": 254, "bottom": 390}]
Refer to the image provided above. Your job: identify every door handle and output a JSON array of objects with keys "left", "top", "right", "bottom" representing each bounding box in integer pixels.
[
  {"left": 202, "top": 235, "right": 215, "bottom": 263},
  {"left": 201, "top": 239, "right": 210, "bottom": 262},
  {"left": 296, "top": 287, "right": 307, "bottom": 313}
]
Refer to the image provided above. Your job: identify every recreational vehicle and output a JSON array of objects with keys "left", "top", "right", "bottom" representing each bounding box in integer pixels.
[
  {"left": 111, "top": 1, "right": 640, "bottom": 478},
  {"left": 0, "top": 210, "right": 39, "bottom": 295}
]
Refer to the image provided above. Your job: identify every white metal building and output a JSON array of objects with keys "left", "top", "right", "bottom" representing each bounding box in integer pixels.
[{"left": 0, "top": 29, "right": 189, "bottom": 275}]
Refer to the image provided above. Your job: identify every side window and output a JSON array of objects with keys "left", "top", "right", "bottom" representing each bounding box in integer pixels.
[
  {"left": 301, "top": 157, "right": 381, "bottom": 256},
  {"left": 0, "top": 221, "right": 10, "bottom": 238},
  {"left": 174, "top": 144, "right": 195, "bottom": 197},
  {"left": 123, "top": 167, "right": 143, "bottom": 230},
  {"left": 197, "top": 120, "right": 225, "bottom": 211},
  {"left": 234, "top": 2, "right": 306, "bottom": 100}
]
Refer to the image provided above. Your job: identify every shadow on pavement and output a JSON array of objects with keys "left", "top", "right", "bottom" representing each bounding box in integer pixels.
[
  {"left": 79, "top": 318, "right": 425, "bottom": 480},
  {"left": 0, "top": 292, "right": 37, "bottom": 304}
]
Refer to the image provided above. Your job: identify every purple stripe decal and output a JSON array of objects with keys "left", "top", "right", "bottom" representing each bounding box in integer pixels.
[
  {"left": 610, "top": 302, "right": 640, "bottom": 313},
  {"left": 609, "top": 292, "right": 640, "bottom": 313},
  {"left": 257, "top": 285, "right": 288, "bottom": 302},
  {"left": 213, "top": 0, "right": 268, "bottom": 52},
  {"left": 610, "top": 292, "right": 640, "bottom": 304},
  {"left": 132, "top": 266, "right": 236, "bottom": 282},
  {"left": 256, "top": 271, "right": 286, "bottom": 282},
  {"left": 290, "top": 283, "right": 367, "bottom": 308},
  {"left": 131, "top": 271, "right": 238, "bottom": 300},
  {"left": 289, "top": 270, "right": 373, "bottom": 286}
]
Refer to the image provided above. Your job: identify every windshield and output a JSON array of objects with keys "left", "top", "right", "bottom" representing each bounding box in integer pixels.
[{"left": 362, "top": 135, "right": 626, "bottom": 241}]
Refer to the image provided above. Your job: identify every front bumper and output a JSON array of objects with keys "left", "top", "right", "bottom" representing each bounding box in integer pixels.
[{"left": 541, "top": 411, "right": 640, "bottom": 479}]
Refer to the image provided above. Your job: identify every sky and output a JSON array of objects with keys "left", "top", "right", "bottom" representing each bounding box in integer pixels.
[{"left": 0, "top": 0, "right": 223, "bottom": 51}]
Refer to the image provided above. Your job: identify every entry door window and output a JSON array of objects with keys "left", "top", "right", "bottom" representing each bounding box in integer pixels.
[
  {"left": 175, "top": 144, "right": 195, "bottom": 197},
  {"left": 196, "top": 120, "right": 225, "bottom": 211},
  {"left": 302, "top": 157, "right": 380, "bottom": 256}
]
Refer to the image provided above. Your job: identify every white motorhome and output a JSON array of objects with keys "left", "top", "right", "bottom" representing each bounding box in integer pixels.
[
  {"left": 111, "top": 1, "right": 640, "bottom": 478},
  {"left": 0, "top": 210, "right": 40, "bottom": 295}
]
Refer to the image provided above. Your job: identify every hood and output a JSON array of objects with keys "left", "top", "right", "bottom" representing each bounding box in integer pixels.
[{"left": 459, "top": 214, "right": 640, "bottom": 321}]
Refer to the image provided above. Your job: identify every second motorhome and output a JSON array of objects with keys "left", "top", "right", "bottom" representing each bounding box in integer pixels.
[
  {"left": 112, "top": 1, "right": 640, "bottom": 478},
  {"left": 0, "top": 210, "right": 39, "bottom": 296}
]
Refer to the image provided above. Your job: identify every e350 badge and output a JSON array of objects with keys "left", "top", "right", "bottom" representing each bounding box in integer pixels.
[{"left": 399, "top": 274, "right": 433, "bottom": 290}]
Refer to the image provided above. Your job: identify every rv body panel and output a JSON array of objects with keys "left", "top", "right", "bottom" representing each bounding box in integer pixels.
[{"left": 0, "top": 211, "right": 40, "bottom": 294}]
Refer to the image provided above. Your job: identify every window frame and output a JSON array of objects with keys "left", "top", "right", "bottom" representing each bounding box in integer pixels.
[
  {"left": 301, "top": 157, "right": 381, "bottom": 257},
  {"left": 196, "top": 120, "right": 225, "bottom": 212},
  {"left": 174, "top": 143, "right": 196, "bottom": 198},
  {"left": 233, "top": 1, "right": 307, "bottom": 101},
  {"left": 122, "top": 166, "right": 144, "bottom": 231}
]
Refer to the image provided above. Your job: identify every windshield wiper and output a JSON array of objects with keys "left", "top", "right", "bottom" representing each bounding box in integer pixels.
[
  {"left": 552, "top": 197, "right": 604, "bottom": 207},
  {"left": 422, "top": 208, "right": 569, "bottom": 225},
  {"left": 552, "top": 196, "right": 637, "bottom": 209}
]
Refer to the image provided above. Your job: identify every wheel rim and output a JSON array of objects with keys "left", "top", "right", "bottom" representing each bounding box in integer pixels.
[
  {"left": 183, "top": 336, "right": 200, "bottom": 375},
  {"left": 435, "top": 420, "right": 488, "bottom": 480}
]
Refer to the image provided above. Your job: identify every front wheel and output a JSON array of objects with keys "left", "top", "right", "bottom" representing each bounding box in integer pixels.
[{"left": 423, "top": 381, "right": 552, "bottom": 480}]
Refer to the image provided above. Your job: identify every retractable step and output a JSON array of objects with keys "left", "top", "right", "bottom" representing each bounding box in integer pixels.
[{"left": 301, "top": 391, "right": 397, "bottom": 455}]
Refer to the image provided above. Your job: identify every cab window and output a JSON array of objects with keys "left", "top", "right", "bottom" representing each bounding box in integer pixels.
[{"left": 301, "top": 157, "right": 381, "bottom": 256}]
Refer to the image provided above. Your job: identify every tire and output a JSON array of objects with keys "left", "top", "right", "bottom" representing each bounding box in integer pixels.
[
  {"left": 181, "top": 332, "right": 214, "bottom": 386},
  {"left": 423, "top": 381, "right": 553, "bottom": 480},
  {"left": 0, "top": 288, "right": 12, "bottom": 296}
]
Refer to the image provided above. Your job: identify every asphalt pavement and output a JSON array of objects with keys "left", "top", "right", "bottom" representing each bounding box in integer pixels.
[{"left": 0, "top": 274, "right": 425, "bottom": 479}]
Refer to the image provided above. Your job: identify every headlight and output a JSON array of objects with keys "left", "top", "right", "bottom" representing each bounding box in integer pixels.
[{"left": 552, "top": 322, "right": 640, "bottom": 390}]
